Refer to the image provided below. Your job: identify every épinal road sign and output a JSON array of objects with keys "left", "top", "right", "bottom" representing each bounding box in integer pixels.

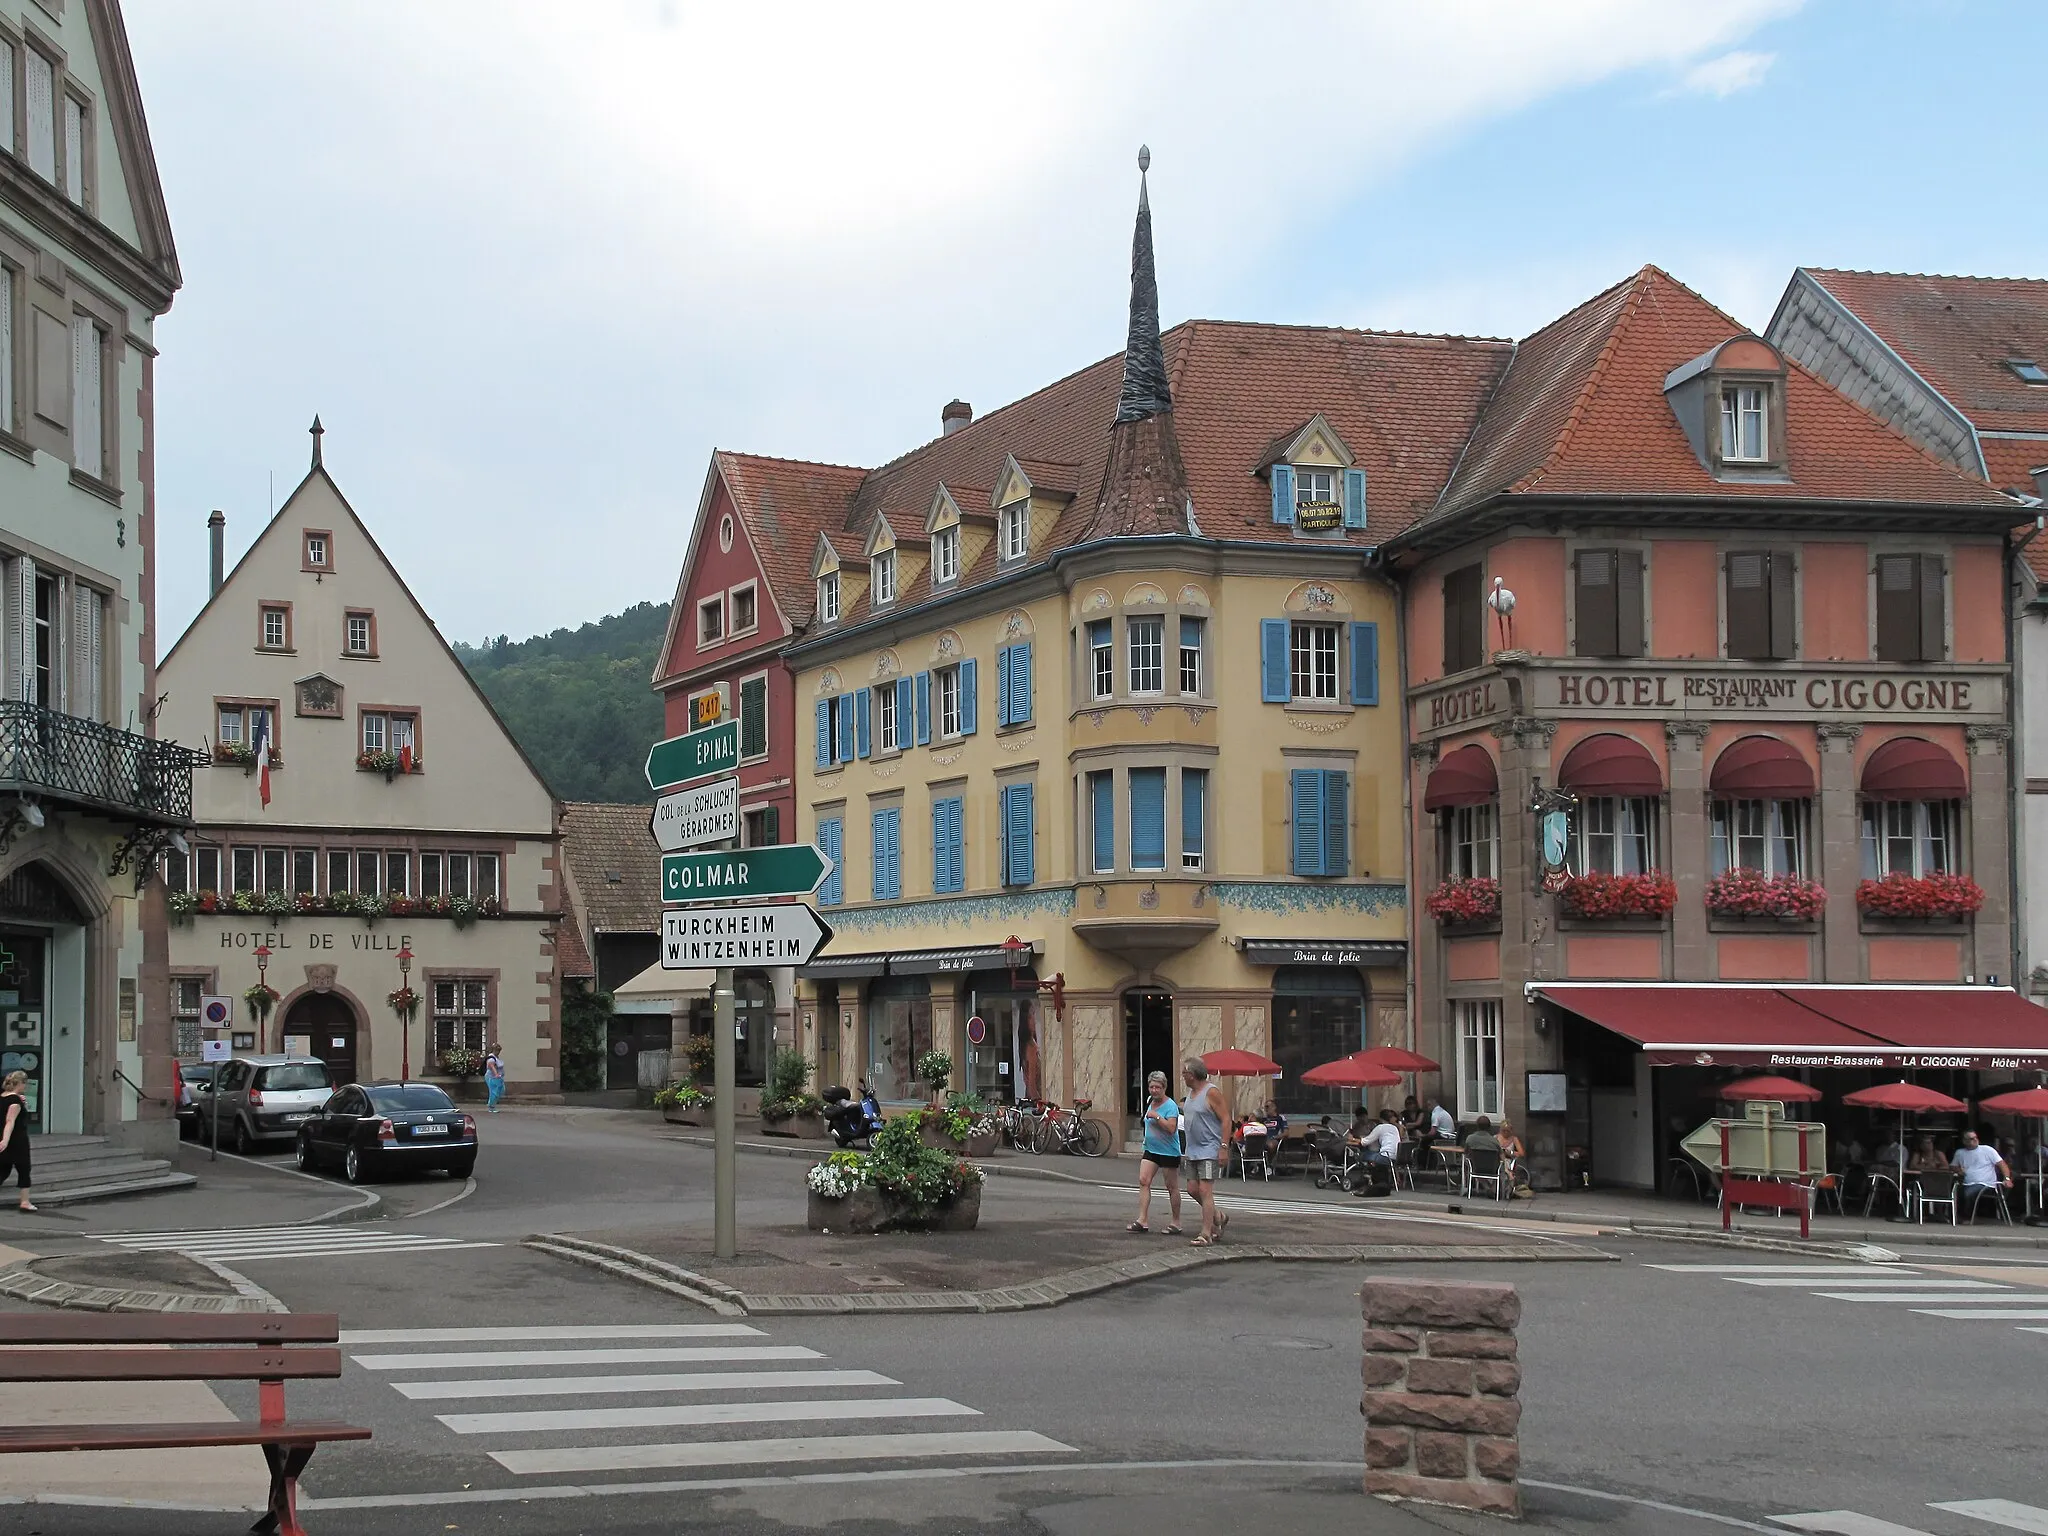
[
  {"left": 645, "top": 720, "right": 740, "bottom": 791},
  {"left": 662, "top": 904, "right": 832, "bottom": 968},
  {"left": 650, "top": 776, "right": 740, "bottom": 853},
  {"left": 661, "top": 843, "right": 832, "bottom": 904}
]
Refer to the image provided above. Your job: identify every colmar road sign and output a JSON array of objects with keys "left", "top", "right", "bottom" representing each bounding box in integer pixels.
[
  {"left": 645, "top": 720, "right": 740, "bottom": 791},
  {"left": 662, "top": 904, "right": 833, "bottom": 969},
  {"left": 650, "top": 776, "right": 740, "bottom": 853},
  {"left": 661, "top": 843, "right": 833, "bottom": 904}
]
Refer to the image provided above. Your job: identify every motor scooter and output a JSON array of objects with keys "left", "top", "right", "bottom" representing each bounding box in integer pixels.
[{"left": 821, "top": 1082, "right": 884, "bottom": 1148}]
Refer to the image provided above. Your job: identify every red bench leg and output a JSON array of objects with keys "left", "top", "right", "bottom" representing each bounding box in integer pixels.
[{"left": 252, "top": 1442, "right": 315, "bottom": 1536}]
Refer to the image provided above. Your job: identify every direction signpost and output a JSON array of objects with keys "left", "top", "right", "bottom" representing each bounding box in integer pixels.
[
  {"left": 660, "top": 844, "right": 832, "bottom": 904},
  {"left": 662, "top": 904, "right": 832, "bottom": 969},
  {"left": 650, "top": 776, "right": 741, "bottom": 853},
  {"left": 645, "top": 720, "right": 740, "bottom": 791}
]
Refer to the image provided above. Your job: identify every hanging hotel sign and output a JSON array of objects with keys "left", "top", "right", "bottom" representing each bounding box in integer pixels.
[{"left": 1295, "top": 500, "right": 1344, "bottom": 532}]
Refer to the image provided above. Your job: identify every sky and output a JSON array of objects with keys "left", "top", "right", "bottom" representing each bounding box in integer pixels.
[{"left": 126, "top": 0, "right": 2048, "bottom": 649}]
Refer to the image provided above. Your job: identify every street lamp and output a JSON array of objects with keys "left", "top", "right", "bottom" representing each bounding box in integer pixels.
[
  {"left": 397, "top": 943, "right": 414, "bottom": 1082},
  {"left": 254, "top": 942, "right": 272, "bottom": 1052}
]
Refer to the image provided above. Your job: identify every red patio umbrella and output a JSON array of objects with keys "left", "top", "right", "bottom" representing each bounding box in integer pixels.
[
  {"left": 1712, "top": 1075, "right": 1823, "bottom": 1103},
  {"left": 1201, "top": 1049, "right": 1282, "bottom": 1077},
  {"left": 1300, "top": 1056, "right": 1405, "bottom": 1089},
  {"left": 1845, "top": 1081, "right": 1967, "bottom": 1201},
  {"left": 1359, "top": 1046, "right": 1442, "bottom": 1074},
  {"left": 1981, "top": 1087, "right": 2048, "bottom": 1116}
]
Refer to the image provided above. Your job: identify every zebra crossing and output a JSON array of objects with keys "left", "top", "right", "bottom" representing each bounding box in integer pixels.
[
  {"left": 1776, "top": 1498, "right": 2048, "bottom": 1536},
  {"left": 1647, "top": 1260, "right": 2048, "bottom": 1338},
  {"left": 93, "top": 1223, "right": 498, "bottom": 1264},
  {"left": 343, "top": 1322, "right": 1074, "bottom": 1479}
]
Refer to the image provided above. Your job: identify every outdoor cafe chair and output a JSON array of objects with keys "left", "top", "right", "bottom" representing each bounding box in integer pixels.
[
  {"left": 1963, "top": 1183, "right": 2012, "bottom": 1225},
  {"left": 1862, "top": 1169, "right": 1903, "bottom": 1219},
  {"left": 1464, "top": 1145, "right": 1509, "bottom": 1202},
  {"left": 1666, "top": 1155, "right": 1713, "bottom": 1204},
  {"left": 1390, "top": 1141, "right": 1418, "bottom": 1191},
  {"left": 1914, "top": 1168, "right": 1960, "bottom": 1225},
  {"left": 1237, "top": 1126, "right": 1272, "bottom": 1183}
]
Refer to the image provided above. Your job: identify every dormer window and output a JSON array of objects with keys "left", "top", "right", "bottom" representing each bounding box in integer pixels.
[
  {"left": 1296, "top": 468, "right": 1338, "bottom": 510},
  {"left": 818, "top": 572, "right": 840, "bottom": 624},
  {"left": 1721, "top": 386, "right": 1768, "bottom": 462},
  {"left": 2010, "top": 359, "right": 2048, "bottom": 385},
  {"left": 872, "top": 550, "right": 896, "bottom": 606},
  {"left": 999, "top": 502, "right": 1029, "bottom": 563},
  {"left": 933, "top": 527, "right": 959, "bottom": 585}
]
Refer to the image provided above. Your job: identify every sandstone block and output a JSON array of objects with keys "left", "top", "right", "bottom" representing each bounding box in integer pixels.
[
  {"left": 1407, "top": 1358, "right": 1475, "bottom": 1396},
  {"left": 1367, "top": 1470, "right": 1524, "bottom": 1517},
  {"left": 1474, "top": 1436, "right": 1521, "bottom": 1482},
  {"left": 1414, "top": 1430, "right": 1470, "bottom": 1479},
  {"left": 1365, "top": 1426, "right": 1412, "bottom": 1469},
  {"left": 1365, "top": 1389, "right": 1521, "bottom": 1436},
  {"left": 1361, "top": 1353, "right": 1407, "bottom": 1388},
  {"left": 1473, "top": 1359, "right": 1523, "bottom": 1397},
  {"left": 1362, "top": 1326, "right": 1421, "bottom": 1352},
  {"left": 1362, "top": 1277, "right": 1520, "bottom": 1331},
  {"left": 1424, "top": 1329, "right": 1519, "bottom": 1360}
]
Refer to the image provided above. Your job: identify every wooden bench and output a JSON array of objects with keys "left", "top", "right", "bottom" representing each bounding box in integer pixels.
[{"left": 0, "top": 1312, "right": 370, "bottom": 1536}]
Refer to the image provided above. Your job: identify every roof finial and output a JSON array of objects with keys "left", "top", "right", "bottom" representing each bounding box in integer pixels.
[
  {"left": 1115, "top": 145, "right": 1170, "bottom": 424},
  {"left": 309, "top": 415, "right": 324, "bottom": 470}
]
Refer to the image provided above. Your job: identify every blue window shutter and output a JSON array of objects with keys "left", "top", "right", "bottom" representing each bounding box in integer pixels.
[
  {"left": 855, "top": 688, "right": 872, "bottom": 758},
  {"left": 888, "top": 810, "right": 902, "bottom": 898},
  {"left": 835, "top": 693, "right": 854, "bottom": 762},
  {"left": 1343, "top": 466, "right": 1367, "bottom": 529},
  {"left": 1322, "top": 770, "right": 1350, "bottom": 877},
  {"left": 996, "top": 645, "right": 1012, "bottom": 727},
  {"left": 1291, "top": 769, "right": 1323, "bottom": 876},
  {"left": 1016, "top": 784, "right": 1034, "bottom": 885},
  {"left": 1003, "top": 784, "right": 1034, "bottom": 885},
  {"left": 949, "top": 798, "right": 965, "bottom": 892},
  {"left": 932, "top": 800, "right": 947, "bottom": 891},
  {"left": 933, "top": 797, "right": 963, "bottom": 894},
  {"left": 914, "top": 672, "right": 931, "bottom": 745},
  {"left": 1090, "top": 773, "right": 1113, "bottom": 873},
  {"left": 1015, "top": 642, "right": 1033, "bottom": 724},
  {"left": 960, "top": 658, "right": 978, "bottom": 735},
  {"left": 818, "top": 818, "right": 842, "bottom": 906},
  {"left": 1349, "top": 622, "right": 1379, "bottom": 707},
  {"left": 1182, "top": 767, "right": 1206, "bottom": 862},
  {"left": 1130, "top": 767, "right": 1167, "bottom": 871},
  {"left": 870, "top": 810, "right": 886, "bottom": 901},
  {"left": 1271, "top": 463, "right": 1295, "bottom": 525},
  {"left": 1260, "top": 619, "right": 1291, "bottom": 703},
  {"left": 895, "top": 677, "right": 913, "bottom": 743},
  {"left": 814, "top": 700, "right": 831, "bottom": 769}
]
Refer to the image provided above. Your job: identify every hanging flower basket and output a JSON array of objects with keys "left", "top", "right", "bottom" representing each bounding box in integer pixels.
[
  {"left": 387, "top": 985, "right": 421, "bottom": 1025},
  {"left": 1705, "top": 868, "right": 1826, "bottom": 922},
  {"left": 1557, "top": 871, "right": 1677, "bottom": 920},
  {"left": 243, "top": 982, "right": 280, "bottom": 1025},
  {"left": 1855, "top": 873, "right": 1984, "bottom": 921},
  {"left": 1424, "top": 876, "right": 1501, "bottom": 925}
]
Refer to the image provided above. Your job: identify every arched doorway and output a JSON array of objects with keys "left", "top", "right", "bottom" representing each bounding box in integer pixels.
[{"left": 283, "top": 992, "right": 360, "bottom": 1087}]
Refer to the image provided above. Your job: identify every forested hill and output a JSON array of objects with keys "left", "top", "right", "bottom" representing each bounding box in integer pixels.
[{"left": 455, "top": 601, "right": 671, "bottom": 803}]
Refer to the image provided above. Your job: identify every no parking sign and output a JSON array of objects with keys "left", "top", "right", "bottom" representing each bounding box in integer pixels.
[{"left": 201, "top": 995, "right": 233, "bottom": 1029}]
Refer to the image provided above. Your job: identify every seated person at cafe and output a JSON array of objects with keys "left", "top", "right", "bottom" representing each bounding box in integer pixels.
[
  {"left": 1872, "top": 1133, "right": 1903, "bottom": 1170},
  {"left": 1463, "top": 1116, "right": 1501, "bottom": 1155},
  {"left": 1427, "top": 1097, "right": 1457, "bottom": 1143},
  {"left": 1399, "top": 1096, "right": 1425, "bottom": 1138},
  {"left": 1951, "top": 1131, "right": 2012, "bottom": 1207},
  {"left": 1906, "top": 1136, "right": 1948, "bottom": 1175},
  {"left": 1345, "top": 1108, "right": 1403, "bottom": 1194},
  {"left": 1496, "top": 1116, "right": 1534, "bottom": 1193}
]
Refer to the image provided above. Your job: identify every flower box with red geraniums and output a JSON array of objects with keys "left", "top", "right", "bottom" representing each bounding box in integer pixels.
[
  {"left": 1855, "top": 872, "right": 1984, "bottom": 921},
  {"left": 1424, "top": 876, "right": 1501, "bottom": 925},
  {"left": 1557, "top": 871, "right": 1677, "bottom": 920},
  {"left": 1704, "top": 868, "right": 1826, "bottom": 922}
]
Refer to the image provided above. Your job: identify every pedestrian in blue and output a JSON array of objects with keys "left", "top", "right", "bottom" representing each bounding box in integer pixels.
[{"left": 483, "top": 1045, "right": 506, "bottom": 1113}]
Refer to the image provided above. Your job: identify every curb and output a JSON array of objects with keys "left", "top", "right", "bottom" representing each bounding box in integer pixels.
[
  {"left": 662, "top": 1133, "right": 1107, "bottom": 1187},
  {"left": 0, "top": 1261, "right": 282, "bottom": 1314},
  {"left": 525, "top": 1232, "right": 1613, "bottom": 1315}
]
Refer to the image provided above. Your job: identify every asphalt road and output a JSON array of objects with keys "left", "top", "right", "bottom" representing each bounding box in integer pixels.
[{"left": 5, "top": 1109, "right": 2045, "bottom": 1536}]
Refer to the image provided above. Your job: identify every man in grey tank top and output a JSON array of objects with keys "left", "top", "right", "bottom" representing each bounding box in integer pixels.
[{"left": 1179, "top": 1057, "right": 1231, "bottom": 1245}]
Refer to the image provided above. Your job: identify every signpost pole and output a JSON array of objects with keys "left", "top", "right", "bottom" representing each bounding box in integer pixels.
[
  {"left": 209, "top": 1065, "right": 219, "bottom": 1164},
  {"left": 714, "top": 964, "right": 736, "bottom": 1260}
]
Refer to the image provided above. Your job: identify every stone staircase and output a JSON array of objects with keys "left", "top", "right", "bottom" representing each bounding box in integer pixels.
[{"left": 25, "top": 1134, "right": 196, "bottom": 1206}]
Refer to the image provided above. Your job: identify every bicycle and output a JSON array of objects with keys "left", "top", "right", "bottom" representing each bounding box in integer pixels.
[
  {"left": 998, "top": 1100, "right": 1042, "bottom": 1152},
  {"left": 1031, "top": 1098, "right": 1112, "bottom": 1158}
]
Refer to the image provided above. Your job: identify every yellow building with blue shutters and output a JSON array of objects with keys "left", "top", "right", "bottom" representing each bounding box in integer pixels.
[{"left": 759, "top": 160, "right": 1513, "bottom": 1140}]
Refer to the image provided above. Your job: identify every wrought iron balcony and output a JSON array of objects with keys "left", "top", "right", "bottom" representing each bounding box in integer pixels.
[{"left": 0, "top": 699, "right": 201, "bottom": 826}]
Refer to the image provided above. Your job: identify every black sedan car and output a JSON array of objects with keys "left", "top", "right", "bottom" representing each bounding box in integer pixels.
[{"left": 294, "top": 1081, "right": 477, "bottom": 1184}]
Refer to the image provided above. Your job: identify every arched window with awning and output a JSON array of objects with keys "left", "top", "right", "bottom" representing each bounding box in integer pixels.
[
  {"left": 1859, "top": 737, "right": 1966, "bottom": 879},
  {"left": 1557, "top": 734, "right": 1662, "bottom": 875},
  {"left": 1425, "top": 745, "right": 1499, "bottom": 880},
  {"left": 1709, "top": 735, "right": 1814, "bottom": 878}
]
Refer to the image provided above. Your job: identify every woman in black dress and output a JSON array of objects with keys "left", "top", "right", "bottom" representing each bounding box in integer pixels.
[{"left": 0, "top": 1070, "right": 33, "bottom": 1211}]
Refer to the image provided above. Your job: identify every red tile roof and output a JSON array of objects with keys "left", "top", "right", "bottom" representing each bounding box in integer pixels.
[
  {"left": 715, "top": 453, "right": 865, "bottom": 629},
  {"left": 1803, "top": 269, "right": 2048, "bottom": 434},
  {"left": 559, "top": 801, "right": 662, "bottom": 935},
  {"left": 1432, "top": 266, "right": 2015, "bottom": 524}
]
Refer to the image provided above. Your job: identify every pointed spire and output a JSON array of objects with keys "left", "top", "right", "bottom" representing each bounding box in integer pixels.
[
  {"left": 1082, "top": 146, "right": 1193, "bottom": 544},
  {"left": 309, "top": 415, "right": 324, "bottom": 469},
  {"left": 1116, "top": 144, "right": 1171, "bottom": 424}
]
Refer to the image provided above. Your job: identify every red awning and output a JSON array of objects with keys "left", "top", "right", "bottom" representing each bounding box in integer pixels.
[
  {"left": 1423, "top": 745, "right": 1498, "bottom": 812},
  {"left": 1557, "top": 734, "right": 1663, "bottom": 796},
  {"left": 1861, "top": 737, "right": 1967, "bottom": 798},
  {"left": 1710, "top": 736, "right": 1815, "bottom": 797},
  {"left": 1531, "top": 984, "right": 2048, "bottom": 1069}
]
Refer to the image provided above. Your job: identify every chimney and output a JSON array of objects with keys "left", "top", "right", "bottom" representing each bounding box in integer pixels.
[
  {"left": 941, "top": 399, "right": 972, "bottom": 437},
  {"left": 207, "top": 510, "right": 225, "bottom": 597}
]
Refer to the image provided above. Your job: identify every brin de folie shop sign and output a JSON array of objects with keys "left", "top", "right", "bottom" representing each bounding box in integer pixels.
[{"left": 1295, "top": 500, "right": 1344, "bottom": 533}]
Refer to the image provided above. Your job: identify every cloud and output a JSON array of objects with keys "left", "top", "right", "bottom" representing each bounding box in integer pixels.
[
  {"left": 126, "top": 0, "right": 1801, "bottom": 645},
  {"left": 1676, "top": 49, "right": 1777, "bottom": 97}
]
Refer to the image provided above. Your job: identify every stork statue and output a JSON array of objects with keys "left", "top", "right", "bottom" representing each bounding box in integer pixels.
[{"left": 1486, "top": 576, "right": 1517, "bottom": 654}]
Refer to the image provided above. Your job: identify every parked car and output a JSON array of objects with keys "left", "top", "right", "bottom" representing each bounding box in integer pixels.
[
  {"left": 294, "top": 1081, "right": 477, "bottom": 1184},
  {"left": 207, "top": 1055, "right": 336, "bottom": 1154},
  {"left": 174, "top": 1061, "right": 218, "bottom": 1141}
]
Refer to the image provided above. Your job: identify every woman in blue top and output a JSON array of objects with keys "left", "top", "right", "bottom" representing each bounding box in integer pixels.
[{"left": 1128, "top": 1072, "right": 1183, "bottom": 1234}]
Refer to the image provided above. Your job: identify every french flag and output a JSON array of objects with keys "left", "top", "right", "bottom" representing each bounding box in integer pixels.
[{"left": 251, "top": 711, "right": 272, "bottom": 809}]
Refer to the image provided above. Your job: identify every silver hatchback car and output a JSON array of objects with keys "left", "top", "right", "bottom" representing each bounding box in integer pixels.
[{"left": 201, "top": 1055, "right": 336, "bottom": 1154}]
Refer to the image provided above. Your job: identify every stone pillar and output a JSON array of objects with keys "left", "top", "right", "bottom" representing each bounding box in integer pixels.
[
  {"left": 1816, "top": 723, "right": 1863, "bottom": 982},
  {"left": 668, "top": 1003, "right": 694, "bottom": 1083},
  {"left": 1967, "top": 724, "right": 2014, "bottom": 983},
  {"left": 1666, "top": 722, "right": 1710, "bottom": 979},
  {"left": 1409, "top": 739, "right": 1443, "bottom": 1072},
  {"left": 1361, "top": 1277, "right": 1522, "bottom": 1517},
  {"left": 1492, "top": 717, "right": 1556, "bottom": 1175}
]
